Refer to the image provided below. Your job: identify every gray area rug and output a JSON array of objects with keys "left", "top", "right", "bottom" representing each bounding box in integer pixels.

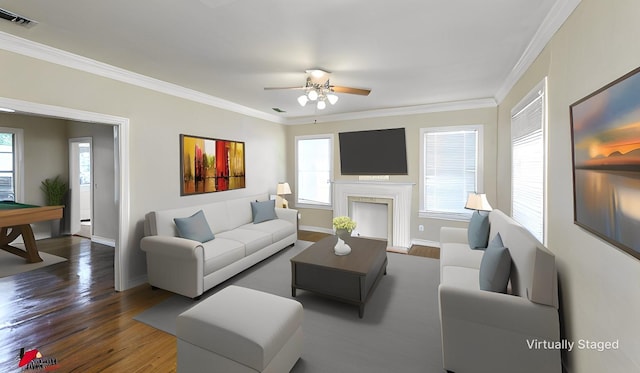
[
  {"left": 0, "top": 250, "right": 67, "bottom": 278},
  {"left": 134, "top": 240, "right": 443, "bottom": 372}
]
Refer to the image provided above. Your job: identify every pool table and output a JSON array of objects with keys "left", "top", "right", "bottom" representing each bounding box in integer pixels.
[{"left": 0, "top": 202, "right": 64, "bottom": 263}]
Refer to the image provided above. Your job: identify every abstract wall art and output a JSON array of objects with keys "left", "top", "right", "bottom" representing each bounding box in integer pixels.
[
  {"left": 570, "top": 67, "right": 640, "bottom": 260},
  {"left": 180, "top": 134, "right": 245, "bottom": 195}
]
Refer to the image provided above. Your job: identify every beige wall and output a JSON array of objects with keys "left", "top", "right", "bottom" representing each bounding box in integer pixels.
[
  {"left": 286, "top": 107, "right": 498, "bottom": 243},
  {"left": 497, "top": 0, "right": 640, "bottom": 371},
  {"left": 0, "top": 49, "right": 288, "bottom": 288}
]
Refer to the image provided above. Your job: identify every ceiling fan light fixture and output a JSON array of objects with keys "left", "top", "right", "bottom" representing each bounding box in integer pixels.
[
  {"left": 317, "top": 100, "right": 326, "bottom": 110},
  {"left": 307, "top": 89, "right": 318, "bottom": 101},
  {"left": 327, "top": 94, "right": 339, "bottom": 105},
  {"left": 297, "top": 94, "right": 309, "bottom": 106},
  {"left": 307, "top": 69, "right": 327, "bottom": 79}
]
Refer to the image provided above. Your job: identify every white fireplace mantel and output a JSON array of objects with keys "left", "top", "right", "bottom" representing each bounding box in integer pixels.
[{"left": 333, "top": 181, "right": 414, "bottom": 249}]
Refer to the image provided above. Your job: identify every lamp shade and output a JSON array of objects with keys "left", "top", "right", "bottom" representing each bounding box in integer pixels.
[
  {"left": 327, "top": 94, "right": 339, "bottom": 105},
  {"left": 464, "top": 193, "right": 492, "bottom": 211},
  {"left": 276, "top": 182, "right": 292, "bottom": 195}
]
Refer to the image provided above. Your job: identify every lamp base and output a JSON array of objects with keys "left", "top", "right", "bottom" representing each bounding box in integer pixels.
[{"left": 276, "top": 195, "right": 289, "bottom": 208}]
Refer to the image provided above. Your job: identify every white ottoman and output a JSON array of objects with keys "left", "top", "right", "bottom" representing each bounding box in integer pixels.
[{"left": 176, "top": 285, "right": 303, "bottom": 373}]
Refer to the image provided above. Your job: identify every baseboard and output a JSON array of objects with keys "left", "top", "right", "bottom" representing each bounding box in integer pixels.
[
  {"left": 92, "top": 235, "right": 116, "bottom": 247},
  {"left": 125, "top": 274, "right": 148, "bottom": 291},
  {"left": 411, "top": 238, "right": 440, "bottom": 248},
  {"left": 298, "top": 225, "right": 334, "bottom": 235}
]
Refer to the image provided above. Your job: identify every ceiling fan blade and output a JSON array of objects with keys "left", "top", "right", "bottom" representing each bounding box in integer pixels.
[
  {"left": 264, "top": 86, "right": 306, "bottom": 91},
  {"left": 331, "top": 86, "right": 371, "bottom": 96}
]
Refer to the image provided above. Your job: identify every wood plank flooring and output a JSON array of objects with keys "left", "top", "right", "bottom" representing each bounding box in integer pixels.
[
  {"left": 0, "top": 236, "right": 175, "bottom": 373},
  {"left": 0, "top": 231, "right": 439, "bottom": 372}
]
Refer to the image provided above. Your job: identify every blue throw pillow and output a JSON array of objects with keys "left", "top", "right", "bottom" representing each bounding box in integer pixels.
[
  {"left": 487, "top": 232, "right": 504, "bottom": 250},
  {"left": 468, "top": 210, "right": 490, "bottom": 249},
  {"left": 251, "top": 199, "right": 277, "bottom": 224},
  {"left": 479, "top": 242, "right": 511, "bottom": 293},
  {"left": 174, "top": 210, "right": 215, "bottom": 243}
]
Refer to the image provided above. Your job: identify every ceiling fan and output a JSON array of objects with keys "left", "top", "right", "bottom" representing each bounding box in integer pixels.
[{"left": 264, "top": 69, "right": 371, "bottom": 110}]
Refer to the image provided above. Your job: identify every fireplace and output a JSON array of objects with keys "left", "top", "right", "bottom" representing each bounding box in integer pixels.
[{"left": 333, "top": 181, "right": 413, "bottom": 250}]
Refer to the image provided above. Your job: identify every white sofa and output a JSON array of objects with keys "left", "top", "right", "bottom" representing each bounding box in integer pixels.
[
  {"left": 438, "top": 209, "right": 561, "bottom": 373},
  {"left": 141, "top": 194, "right": 297, "bottom": 298}
]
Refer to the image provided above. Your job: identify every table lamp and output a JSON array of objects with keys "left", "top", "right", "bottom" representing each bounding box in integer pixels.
[
  {"left": 464, "top": 193, "right": 492, "bottom": 214},
  {"left": 276, "top": 182, "right": 292, "bottom": 208}
]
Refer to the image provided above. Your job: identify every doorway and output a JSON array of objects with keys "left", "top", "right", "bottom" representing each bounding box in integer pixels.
[
  {"left": 0, "top": 96, "right": 130, "bottom": 291},
  {"left": 69, "top": 138, "right": 93, "bottom": 238}
]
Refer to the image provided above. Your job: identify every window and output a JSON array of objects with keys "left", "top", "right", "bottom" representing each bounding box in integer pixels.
[
  {"left": 0, "top": 128, "right": 23, "bottom": 202},
  {"left": 420, "top": 125, "right": 483, "bottom": 220},
  {"left": 295, "top": 135, "right": 333, "bottom": 208},
  {"left": 511, "top": 78, "right": 546, "bottom": 243}
]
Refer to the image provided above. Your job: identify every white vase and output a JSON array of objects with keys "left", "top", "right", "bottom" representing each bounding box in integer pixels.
[{"left": 334, "top": 238, "right": 352, "bottom": 256}]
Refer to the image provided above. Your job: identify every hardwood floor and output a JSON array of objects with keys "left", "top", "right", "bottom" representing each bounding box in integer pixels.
[
  {"left": 0, "top": 236, "right": 175, "bottom": 373},
  {"left": 0, "top": 231, "right": 439, "bottom": 372}
]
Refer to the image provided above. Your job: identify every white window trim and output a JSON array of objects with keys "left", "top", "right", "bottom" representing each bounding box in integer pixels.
[
  {"left": 510, "top": 78, "right": 547, "bottom": 244},
  {"left": 418, "top": 124, "right": 484, "bottom": 221},
  {"left": 294, "top": 133, "right": 334, "bottom": 210},
  {"left": 0, "top": 127, "right": 24, "bottom": 202}
]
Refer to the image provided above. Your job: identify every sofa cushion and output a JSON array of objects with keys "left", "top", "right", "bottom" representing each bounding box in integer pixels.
[
  {"left": 440, "top": 242, "right": 485, "bottom": 271},
  {"left": 468, "top": 211, "right": 490, "bottom": 249},
  {"left": 251, "top": 199, "right": 278, "bottom": 224},
  {"left": 201, "top": 238, "right": 245, "bottom": 275},
  {"left": 479, "top": 243, "right": 511, "bottom": 293},
  {"left": 441, "top": 266, "right": 480, "bottom": 290},
  {"left": 241, "top": 219, "right": 295, "bottom": 243},
  {"left": 217, "top": 228, "right": 273, "bottom": 256},
  {"left": 174, "top": 210, "right": 215, "bottom": 243}
]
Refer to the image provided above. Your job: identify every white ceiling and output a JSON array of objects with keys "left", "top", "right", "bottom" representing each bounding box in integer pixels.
[{"left": 0, "top": 0, "right": 576, "bottom": 124}]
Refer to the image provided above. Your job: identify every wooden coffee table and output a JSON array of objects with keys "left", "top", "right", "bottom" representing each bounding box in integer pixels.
[{"left": 290, "top": 235, "right": 388, "bottom": 318}]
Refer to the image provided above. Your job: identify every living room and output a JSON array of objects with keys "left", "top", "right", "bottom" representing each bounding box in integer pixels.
[{"left": 0, "top": 0, "right": 638, "bottom": 372}]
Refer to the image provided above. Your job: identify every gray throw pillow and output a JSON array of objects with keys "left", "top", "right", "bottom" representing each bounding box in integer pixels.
[
  {"left": 488, "top": 232, "right": 504, "bottom": 250},
  {"left": 468, "top": 210, "right": 490, "bottom": 249},
  {"left": 479, "top": 241, "right": 511, "bottom": 293},
  {"left": 251, "top": 199, "right": 277, "bottom": 224},
  {"left": 174, "top": 210, "right": 215, "bottom": 243}
]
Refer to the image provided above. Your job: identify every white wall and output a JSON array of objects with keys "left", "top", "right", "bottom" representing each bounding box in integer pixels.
[
  {"left": 0, "top": 49, "right": 288, "bottom": 289},
  {"left": 497, "top": 0, "right": 640, "bottom": 371}
]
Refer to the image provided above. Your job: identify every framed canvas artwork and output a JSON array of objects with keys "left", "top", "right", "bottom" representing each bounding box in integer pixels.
[
  {"left": 570, "top": 66, "right": 640, "bottom": 260},
  {"left": 180, "top": 134, "right": 245, "bottom": 195}
]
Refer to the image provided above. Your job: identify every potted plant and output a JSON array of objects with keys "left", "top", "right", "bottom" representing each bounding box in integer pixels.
[
  {"left": 332, "top": 216, "right": 356, "bottom": 240},
  {"left": 40, "top": 175, "right": 68, "bottom": 236}
]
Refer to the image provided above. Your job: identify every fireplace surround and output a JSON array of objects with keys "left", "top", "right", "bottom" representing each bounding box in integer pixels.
[{"left": 333, "top": 181, "right": 413, "bottom": 250}]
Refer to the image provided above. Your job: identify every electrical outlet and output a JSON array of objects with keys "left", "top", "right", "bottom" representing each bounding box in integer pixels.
[{"left": 418, "top": 224, "right": 424, "bottom": 232}]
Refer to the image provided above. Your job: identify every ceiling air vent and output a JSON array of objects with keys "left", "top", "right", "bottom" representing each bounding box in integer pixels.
[{"left": 0, "top": 8, "right": 37, "bottom": 28}]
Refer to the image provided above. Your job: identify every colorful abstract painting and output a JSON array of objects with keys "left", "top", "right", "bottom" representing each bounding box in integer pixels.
[
  {"left": 180, "top": 134, "right": 245, "bottom": 195},
  {"left": 570, "top": 67, "right": 640, "bottom": 260}
]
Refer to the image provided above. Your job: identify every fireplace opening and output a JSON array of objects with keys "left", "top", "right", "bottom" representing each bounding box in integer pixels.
[{"left": 348, "top": 197, "right": 393, "bottom": 244}]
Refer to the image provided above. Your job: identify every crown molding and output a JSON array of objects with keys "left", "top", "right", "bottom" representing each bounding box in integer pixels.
[
  {"left": 0, "top": 31, "right": 285, "bottom": 124},
  {"left": 282, "top": 98, "right": 497, "bottom": 125},
  {"left": 495, "top": 0, "right": 582, "bottom": 104}
]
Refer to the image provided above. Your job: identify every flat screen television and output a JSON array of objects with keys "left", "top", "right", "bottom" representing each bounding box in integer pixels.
[{"left": 338, "top": 128, "right": 408, "bottom": 175}]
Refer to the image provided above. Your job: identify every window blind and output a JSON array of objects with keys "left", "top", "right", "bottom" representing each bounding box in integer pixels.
[
  {"left": 423, "top": 129, "right": 478, "bottom": 217},
  {"left": 511, "top": 85, "right": 545, "bottom": 242}
]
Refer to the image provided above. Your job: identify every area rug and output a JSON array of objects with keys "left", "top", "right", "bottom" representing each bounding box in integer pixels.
[
  {"left": 134, "top": 240, "right": 444, "bottom": 373},
  {"left": 0, "top": 250, "right": 67, "bottom": 278}
]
